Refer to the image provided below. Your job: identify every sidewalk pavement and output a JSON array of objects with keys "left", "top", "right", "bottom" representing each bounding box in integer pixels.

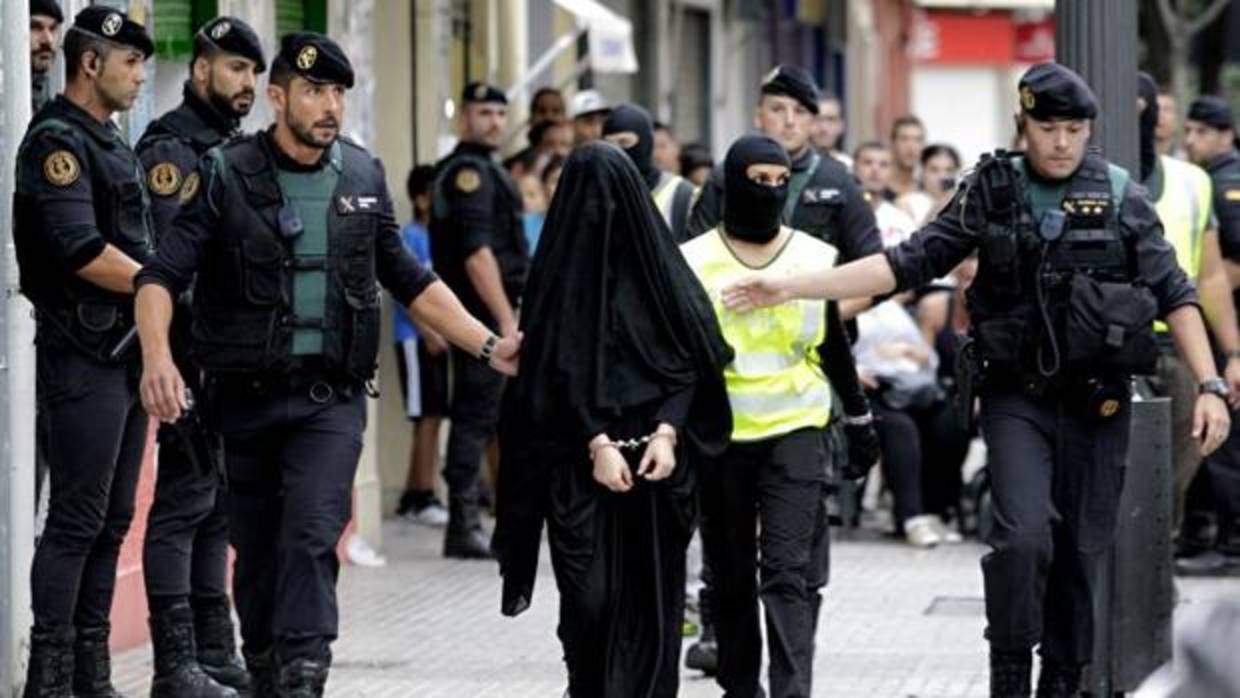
[{"left": 113, "top": 520, "right": 1237, "bottom": 697}]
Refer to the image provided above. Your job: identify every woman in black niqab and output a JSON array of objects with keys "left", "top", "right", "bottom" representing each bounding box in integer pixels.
[{"left": 494, "top": 142, "right": 732, "bottom": 698}]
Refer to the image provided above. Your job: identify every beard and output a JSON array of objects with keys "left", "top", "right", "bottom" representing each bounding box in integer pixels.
[
  {"left": 208, "top": 78, "right": 254, "bottom": 120},
  {"left": 286, "top": 110, "right": 338, "bottom": 150}
]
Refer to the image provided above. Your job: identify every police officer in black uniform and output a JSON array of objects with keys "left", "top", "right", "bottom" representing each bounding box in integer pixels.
[
  {"left": 722, "top": 63, "right": 1232, "bottom": 698},
  {"left": 134, "top": 16, "right": 265, "bottom": 697},
  {"left": 29, "top": 0, "right": 64, "bottom": 114},
  {"left": 135, "top": 33, "right": 520, "bottom": 697},
  {"left": 429, "top": 82, "right": 529, "bottom": 558},
  {"left": 1182, "top": 95, "right": 1240, "bottom": 575},
  {"left": 686, "top": 64, "right": 880, "bottom": 265},
  {"left": 14, "top": 8, "right": 154, "bottom": 698}
]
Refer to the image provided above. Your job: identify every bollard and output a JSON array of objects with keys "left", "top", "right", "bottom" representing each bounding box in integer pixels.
[{"left": 1084, "top": 396, "right": 1173, "bottom": 696}]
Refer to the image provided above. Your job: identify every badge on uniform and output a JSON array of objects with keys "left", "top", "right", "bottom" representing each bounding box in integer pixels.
[
  {"left": 148, "top": 162, "right": 183, "bottom": 197},
  {"left": 455, "top": 168, "right": 481, "bottom": 193},
  {"left": 43, "top": 150, "right": 81, "bottom": 187},
  {"left": 803, "top": 187, "right": 840, "bottom": 204},
  {"left": 179, "top": 171, "right": 201, "bottom": 204},
  {"left": 336, "top": 195, "right": 378, "bottom": 214}
]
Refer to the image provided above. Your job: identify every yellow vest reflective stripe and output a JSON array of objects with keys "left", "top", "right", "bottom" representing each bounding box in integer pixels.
[
  {"left": 1154, "top": 155, "right": 1213, "bottom": 333},
  {"left": 652, "top": 172, "right": 685, "bottom": 228},
  {"left": 679, "top": 228, "right": 837, "bottom": 442}
]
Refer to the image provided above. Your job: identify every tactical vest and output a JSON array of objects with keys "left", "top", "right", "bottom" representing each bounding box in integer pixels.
[
  {"left": 189, "top": 136, "right": 382, "bottom": 382},
  {"left": 14, "top": 115, "right": 154, "bottom": 363},
  {"left": 967, "top": 151, "right": 1158, "bottom": 381},
  {"left": 680, "top": 227, "right": 836, "bottom": 442}
]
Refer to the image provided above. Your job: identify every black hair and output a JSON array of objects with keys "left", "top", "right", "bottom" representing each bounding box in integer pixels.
[
  {"left": 531, "top": 87, "right": 562, "bottom": 110},
  {"left": 920, "top": 143, "right": 960, "bottom": 169},
  {"left": 406, "top": 164, "right": 436, "bottom": 202},
  {"left": 679, "top": 142, "right": 713, "bottom": 176},
  {"left": 63, "top": 29, "right": 115, "bottom": 80},
  {"left": 890, "top": 114, "right": 925, "bottom": 141},
  {"left": 527, "top": 119, "right": 567, "bottom": 147},
  {"left": 852, "top": 140, "right": 888, "bottom": 161},
  {"left": 268, "top": 56, "right": 295, "bottom": 89}
]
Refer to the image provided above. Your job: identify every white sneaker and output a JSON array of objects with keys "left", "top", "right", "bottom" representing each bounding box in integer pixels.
[
  {"left": 403, "top": 500, "right": 450, "bottom": 527},
  {"left": 904, "top": 515, "right": 943, "bottom": 548},
  {"left": 932, "top": 516, "right": 964, "bottom": 544}
]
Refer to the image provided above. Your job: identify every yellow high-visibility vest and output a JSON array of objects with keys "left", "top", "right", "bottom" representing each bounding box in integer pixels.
[
  {"left": 652, "top": 171, "right": 689, "bottom": 228},
  {"left": 1154, "top": 155, "right": 1213, "bottom": 333},
  {"left": 679, "top": 227, "right": 837, "bottom": 441}
]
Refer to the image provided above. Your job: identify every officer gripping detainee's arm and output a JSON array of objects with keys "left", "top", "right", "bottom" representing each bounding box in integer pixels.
[
  {"left": 133, "top": 41, "right": 519, "bottom": 423},
  {"left": 725, "top": 105, "right": 1231, "bottom": 456}
]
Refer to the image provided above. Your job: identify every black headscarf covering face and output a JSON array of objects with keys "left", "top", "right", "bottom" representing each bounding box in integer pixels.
[
  {"left": 1138, "top": 72, "right": 1159, "bottom": 182},
  {"left": 495, "top": 142, "right": 732, "bottom": 616},
  {"left": 602, "top": 103, "right": 659, "bottom": 188},
  {"left": 508, "top": 141, "right": 731, "bottom": 440},
  {"left": 724, "top": 134, "right": 791, "bottom": 243}
]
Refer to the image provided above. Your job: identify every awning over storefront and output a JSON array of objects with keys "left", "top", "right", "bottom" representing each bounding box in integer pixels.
[{"left": 552, "top": 0, "right": 639, "bottom": 74}]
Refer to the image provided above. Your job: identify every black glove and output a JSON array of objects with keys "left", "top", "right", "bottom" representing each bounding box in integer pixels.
[{"left": 842, "top": 418, "right": 881, "bottom": 481}]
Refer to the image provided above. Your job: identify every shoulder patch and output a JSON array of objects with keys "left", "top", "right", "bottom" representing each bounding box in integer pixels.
[
  {"left": 455, "top": 167, "right": 481, "bottom": 193},
  {"left": 147, "top": 162, "right": 183, "bottom": 197},
  {"left": 179, "top": 171, "right": 201, "bottom": 205},
  {"left": 43, "top": 150, "right": 81, "bottom": 187}
]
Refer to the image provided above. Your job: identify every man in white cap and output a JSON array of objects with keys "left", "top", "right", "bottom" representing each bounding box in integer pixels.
[{"left": 570, "top": 88, "right": 611, "bottom": 144}]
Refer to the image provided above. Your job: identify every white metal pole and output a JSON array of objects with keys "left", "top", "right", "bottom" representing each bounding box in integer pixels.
[{"left": 1, "top": 0, "right": 37, "bottom": 692}]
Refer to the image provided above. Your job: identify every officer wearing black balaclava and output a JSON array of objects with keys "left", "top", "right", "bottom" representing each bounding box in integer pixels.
[
  {"left": 603, "top": 103, "right": 698, "bottom": 242},
  {"left": 680, "top": 134, "right": 879, "bottom": 698}
]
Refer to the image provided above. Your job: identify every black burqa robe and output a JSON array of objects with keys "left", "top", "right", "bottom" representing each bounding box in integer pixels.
[{"left": 494, "top": 142, "right": 732, "bottom": 698}]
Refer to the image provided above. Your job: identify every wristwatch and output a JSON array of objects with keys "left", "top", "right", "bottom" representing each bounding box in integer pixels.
[
  {"left": 1199, "top": 376, "right": 1230, "bottom": 400},
  {"left": 479, "top": 334, "right": 499, "bottom": 361}
]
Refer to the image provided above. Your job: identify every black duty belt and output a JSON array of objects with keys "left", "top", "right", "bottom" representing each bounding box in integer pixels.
[{"left": 210, "top": 372, "right": 359, "bottom": 404}]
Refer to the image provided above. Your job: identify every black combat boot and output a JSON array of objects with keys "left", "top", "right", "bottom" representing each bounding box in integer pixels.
[
  {"left": 276, "top": 657, "right": 329, "bottom": 698},
  {"left": 193, "top": 595, "right": 253, "bottom": 694},
  {"left": 684, "top": 622, "right": 718, "bottom": 675},
  {"left": 72, "top": 624, "right": 126, "bottom": 698},
  {"left": 150, "top": 603, "right": 238, "bottom": 698},
  {"left": 443, "top": 495, "right": 492, "bottom": 559},
  {"left": 1035, "top": 658, "right": 1081, "bottom": 698},
  {"left": 244, "top": 648, "right": 278, "bottom": 698},
  {"left": 22, "top": 626, "right": 74, "bottom": 698},
  {"left": 990, "top": 648, "right": 1033, "bottom": 698}
]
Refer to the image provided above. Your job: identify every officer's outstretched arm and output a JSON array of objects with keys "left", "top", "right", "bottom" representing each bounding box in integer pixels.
[
  {"left": 76, "top": 244, "right": 144, "bottom": 293},
  {"left": 409, "top": 280, "right": 520, "bottom": 376},
  {"left": 722, "top": 253, "right": 897, "bottom": 312},
  {"left": 135, "top": 283, "right": 187, "bottom": 423}
]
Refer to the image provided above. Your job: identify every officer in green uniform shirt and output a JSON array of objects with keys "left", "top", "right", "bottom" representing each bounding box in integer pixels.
[
  {"left": 135, "top": 33, "right": 519, "bottom": 697},
  {"left": 723, "top": 62, "right": 1232, "bottom": 698}
]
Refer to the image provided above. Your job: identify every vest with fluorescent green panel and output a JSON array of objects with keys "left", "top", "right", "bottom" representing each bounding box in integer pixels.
[
  {"left": 680, "top": 227, "right": 837, "bottom": 442},
  {"left": 277, "top": 143, "right": 341, "bottom": 355},
  {"left": 1153, "top": 154, "right": 1212, "bottom": 334}
]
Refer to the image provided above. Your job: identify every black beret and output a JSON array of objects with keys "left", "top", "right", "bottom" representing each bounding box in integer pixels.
[
  {"left": 462, "top": 81, "right": 507, "bottom": 106},
  {"left": 1018, "top": 62, "right": 1098, "bottom": 120},
  {"left": 196, "top": 17, "right": 266, "bottom": 73},
  {"left": 277, "top": 32, "right": 353, "bottom": 88},
  {"left": 1188, "top": 95, "right": 1235, "bottom": 131},
  {"left": 69, "top": 6, "right": 153, "bottom": 58},
  {"left": 760, "top": 64, "right": 821, "bottom": 115},
  {"left": 30, "top": 0, "right": 63, "bottom": 24}
]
